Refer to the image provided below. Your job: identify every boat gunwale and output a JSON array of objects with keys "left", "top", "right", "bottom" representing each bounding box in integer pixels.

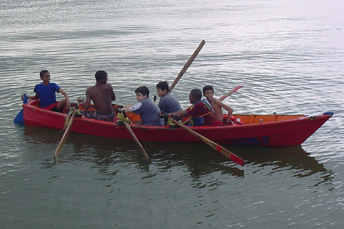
[{"left": 22, "top": 100, "right": 333, "bottom": 130}]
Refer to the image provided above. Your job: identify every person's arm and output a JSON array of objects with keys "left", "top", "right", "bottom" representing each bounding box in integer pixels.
[
  {"left": 22, "top": 94, "right": 38, "bottom": 100},
  {"left": 157, "top": 97, "right": 167, "bottom": 111},
  {"left": 171, "top": 109, "right": 189, "bottom": 118},
  {"left": 58, "top": 88, "right": 71, "bottom": 110},
  {"left": 122, "top": 102, "right": 142, "bottom": 114},
  {"left": 168, "top": 109, "right": 190, "bottom": 125},
  {"left": 122, "top": 107, "right": 132, "bottom": 113},
  {"left": 82, "top": 89, "right": 91, "bottom": 110},
  {"left": 122, "top": 104, "right": 132, "bottom": 113},
  {"left": 23, "top": 85, "right": 39, "bottom": 100},
  {"left": 109, "top": 84, "right": 116, "bottom": 101},
  {"left": 111, "top": 91, "right": 116, "bottom": 101},
  {"left": 214, "top": 99, "right": 233, "bottom": 123}
]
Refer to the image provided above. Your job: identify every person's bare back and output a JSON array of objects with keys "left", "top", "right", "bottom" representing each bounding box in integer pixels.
[
  {"left": 82, "top": 71, "right": 116, "bottom": 117},
  {"left": 86, "top": 83, "right": 116, "bottom": 115}
]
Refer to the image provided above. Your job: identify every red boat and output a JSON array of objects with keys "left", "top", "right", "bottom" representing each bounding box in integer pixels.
[{"left": 22, "top": 100, "right": 333, "bottom": 147}]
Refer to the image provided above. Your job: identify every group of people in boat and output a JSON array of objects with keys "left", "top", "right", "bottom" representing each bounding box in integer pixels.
[{"left": 22, "top": 70, "right": 234, "bottom": 127}]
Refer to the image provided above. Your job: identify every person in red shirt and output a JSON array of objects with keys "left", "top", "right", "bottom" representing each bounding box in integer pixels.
[{"left": 169, "top": 89, "right": 213, "bottom": 126}]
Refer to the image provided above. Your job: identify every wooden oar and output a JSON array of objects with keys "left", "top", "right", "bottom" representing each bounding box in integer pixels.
[
  {"left": 218, "top": 85, "right": 243, "bottom": 101},
  {"left": 171, "top": 119, "right": 244, "bottom": 166},
  {"left": 169, "top": 40, "right": 205, "bottom": 91},
  {"left": 121, "top": 110, "right": 150, "bottom": 163},
  {"left": 53, "top": 107, "right": 76, "bottom": 161}
]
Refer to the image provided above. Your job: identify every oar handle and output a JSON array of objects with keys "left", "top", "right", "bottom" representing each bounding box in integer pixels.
[{"left": 170, "top": 40, "right": 205, "bottom": 91}]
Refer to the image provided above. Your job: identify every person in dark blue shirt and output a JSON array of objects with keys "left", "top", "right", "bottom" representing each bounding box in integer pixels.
[{"left": 22, "top": 70, "right": 71, "bottom": 112}]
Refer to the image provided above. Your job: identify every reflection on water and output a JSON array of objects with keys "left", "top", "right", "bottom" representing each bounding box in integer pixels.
[
  {"left": 1, "top": 0, "right": 343, "bottom": 227},
  {"left": 22, "top": 125, "right": 332, "bottom": 183},
  {"left": 229, "top": 145, "right": 333, "bottom": 184}
]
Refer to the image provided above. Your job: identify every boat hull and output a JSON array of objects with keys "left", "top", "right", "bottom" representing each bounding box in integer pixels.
[{"left": 22, "top": 100, "right": 333, "bottom": 146}]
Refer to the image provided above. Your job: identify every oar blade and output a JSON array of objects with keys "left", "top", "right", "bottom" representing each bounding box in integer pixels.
[
  {"left": 232, "top": 85, "right": 243, "bottom": 93},
  {"left": 230, "top": 153, "right": 244, "bottom": 167},
  {"left": 214, "top": 141, "right": 244, "bottom": 166},
  {"left": 120, "top": 110, "right": 150, "bottom": 163},
  {"left": 171, "top": 119, "right": 244, "bottom": 166},
  {"left": 218, "top": 86, "right": 243, "bottom": 101},
  {"left": 14, "top": 94, "right": 28, "bottom": 124},
  {"left": 123, "top": 120, "right": 150, "bottom": 163},
  {"left": 14, "top": 109, "right": 24, "bottom": 124}
]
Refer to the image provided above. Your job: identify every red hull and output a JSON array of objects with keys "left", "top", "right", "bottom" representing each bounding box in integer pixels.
[{"left": 22, "top": 100, "right": 333, "bottom": 146}]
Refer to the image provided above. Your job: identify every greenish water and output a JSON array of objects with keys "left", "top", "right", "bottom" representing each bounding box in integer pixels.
[{"left": 1, "top": 0, "right": 343, "bottom": 228}]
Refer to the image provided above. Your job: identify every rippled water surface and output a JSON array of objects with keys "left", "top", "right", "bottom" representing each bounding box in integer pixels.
[{"left": 1, "top": 0, "right": 343, "bottom": 228}]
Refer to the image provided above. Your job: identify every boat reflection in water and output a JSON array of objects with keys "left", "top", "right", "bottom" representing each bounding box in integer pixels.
[
  {"left": 22, "top": 125, "right": 332, "bottom": 181},
  {"left": 228, "top": 145, "right": 332, "bottom": 180}
]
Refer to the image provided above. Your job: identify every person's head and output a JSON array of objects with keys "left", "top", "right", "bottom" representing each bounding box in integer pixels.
[
  {"left": 156, "top": 81, "right": 169, "bottom": 97},
  {"left": 189, "top": 89, "right": 202, "bottom": 104},
  {"left": 203, "top": 85, "right": 214, "bottom": 101},
  {"left": 135, "top": 86, "right": 149, "bottom": 102},
  {"left": 95, "top": 70, "right": 108, "bottom": 83},
  {"left": 40, "top": 70, "right": 50, "bottom": 85}
]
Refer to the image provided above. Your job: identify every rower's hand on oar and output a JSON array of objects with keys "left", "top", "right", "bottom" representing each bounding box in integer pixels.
[
  {"left": 122, "top": 110, "right": 128, "bottom": 118},
  {"left": 113, "top": 104, "right": 124, "bottom": 111},
  {"left": 66, "top": 100, "right": 71, "bottom": 110},
  {"left": 158, "top": 111, "right": 172, "bottom": 118},
  {"left": 77, "top": 97, "right": 82, "bottom": 102}
]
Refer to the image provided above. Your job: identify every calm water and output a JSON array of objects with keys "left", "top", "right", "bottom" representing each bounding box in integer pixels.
[{"left": 1, "top": 0, "right": 344, "bottom": 228}]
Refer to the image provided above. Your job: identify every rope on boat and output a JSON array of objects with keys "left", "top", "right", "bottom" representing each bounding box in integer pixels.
[
  {"left": 63, "top": 103, "right": 82, "bottom": 130},
  {"left": 117, "top": 110, "right": 132, "bottom": 125},
  {"left": 166, "top": 115, "right": 175, "bottom": 126},
  {"left": 166, "top": 114, "right": 183, "bottom": 127},
  {"left": 63, "top": 108, "right": 73, "bottom": 129}
]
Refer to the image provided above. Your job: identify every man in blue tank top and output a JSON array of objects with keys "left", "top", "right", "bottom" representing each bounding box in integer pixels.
[{"left": 123, "top": 86, "right": 164, "bottom": 126}]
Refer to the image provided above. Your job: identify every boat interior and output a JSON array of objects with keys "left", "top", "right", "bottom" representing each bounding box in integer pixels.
[{"left": 28, "top": 100, "right": 306, "bottom": 125}]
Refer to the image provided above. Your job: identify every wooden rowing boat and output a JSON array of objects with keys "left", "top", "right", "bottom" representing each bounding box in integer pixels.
[{"left": 22, "top": 100, "right": 333, "bottom": 147}]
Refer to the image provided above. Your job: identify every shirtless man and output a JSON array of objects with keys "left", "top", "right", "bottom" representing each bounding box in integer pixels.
[
  {"left": 203, "top": 85, "right": 233, "bottom": 125},
  {"left": 79, "top": 70, "right": 116, "bottom": 121}
]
